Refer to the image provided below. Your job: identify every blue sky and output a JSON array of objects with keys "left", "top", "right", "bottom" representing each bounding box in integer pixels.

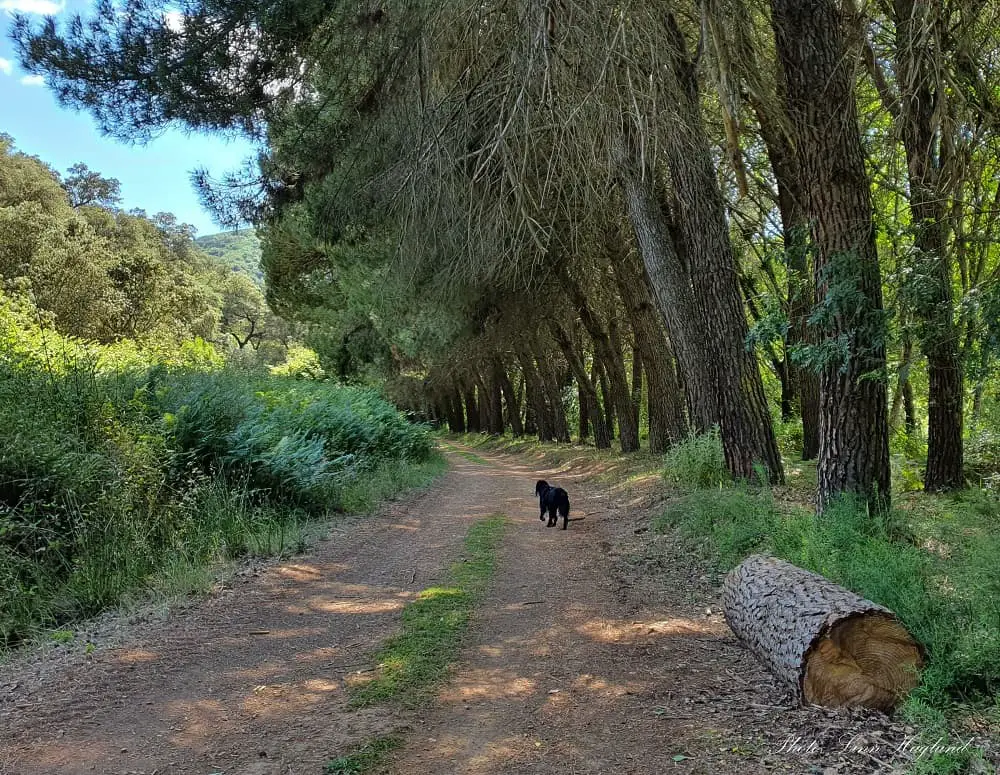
[{"left": 1, "top": 0, "right": 256, "bottom": 237}]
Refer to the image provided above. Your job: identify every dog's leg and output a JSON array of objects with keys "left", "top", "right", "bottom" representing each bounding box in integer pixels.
[
  {"left": 562, "top": 513, "right": 569, "bottom": 530},
  {"left": 540, "top": 504, "right": 547, "bottom": 521},
  {"left": 548, "top": 506, "right": 557, "bottom": 527}
]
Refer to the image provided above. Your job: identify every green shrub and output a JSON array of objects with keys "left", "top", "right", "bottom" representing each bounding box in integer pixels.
[
  {"left": 662, "top": 428, "right": 729, "bottom": 490},
  {"left": 0, "top": 298, "right": 438, "bottom": 648}
]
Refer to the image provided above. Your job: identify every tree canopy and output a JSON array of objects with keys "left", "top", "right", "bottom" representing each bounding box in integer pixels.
[{"left": 12, "top": 0, "right": 1000, "bottom": 506}]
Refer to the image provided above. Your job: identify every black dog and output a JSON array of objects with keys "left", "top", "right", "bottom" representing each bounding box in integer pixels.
[{"left": 535, "top": 480, "right": 571, "bottom": 530}]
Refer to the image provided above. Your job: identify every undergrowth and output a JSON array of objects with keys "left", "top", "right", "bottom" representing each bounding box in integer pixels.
[
  {"left": 0, "top": 297, "right": 439, "bottom": 648},
  {"left": 349, "top": 514, "right": 507, "bottom": 707}
]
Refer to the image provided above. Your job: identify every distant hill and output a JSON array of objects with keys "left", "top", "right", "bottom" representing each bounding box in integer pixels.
[{"left": 196, "top": 229, "right": 263, "bottom": 285}]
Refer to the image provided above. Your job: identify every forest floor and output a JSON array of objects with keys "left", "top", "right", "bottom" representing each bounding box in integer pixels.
[{"left": 0, "top": 444, "right": 932, "bottom": 775}]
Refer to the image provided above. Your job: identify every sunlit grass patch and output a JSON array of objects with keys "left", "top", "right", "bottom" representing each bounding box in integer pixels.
[
  {"left": 324, "top": 735, "right": 401, "bottom": 775},
  {"left": 349, "top": 514, "right": 507, "bottom": 707}
]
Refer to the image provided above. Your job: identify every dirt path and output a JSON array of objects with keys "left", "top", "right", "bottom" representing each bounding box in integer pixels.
[{"left": 1, "top": 446, "right": 910, "bottom": 775}]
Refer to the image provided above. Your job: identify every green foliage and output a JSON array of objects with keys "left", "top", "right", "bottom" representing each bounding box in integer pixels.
[
  {"left": 653, "top": 487, "right": 1000, "bottom": 709},
  {"left": 269, "top": 343, "right": 325, "bottom": 380},
  {"left": 349, "top": 515, "right": 506, "bottom": 707},
  {"left": 195, "top": 229, "right": 263, "bottom": 284},
  {"left": 324, "top": 736, "right": 402, "bottom": 775},
  {"left": 0, "top": 139, "right": 219, "bottom": 345},
  {"left": 0, "top": 293, "right": 439, "bottom": 648},
  {"left": 662, "top": 429, "right": 730, "bottom": 490}
]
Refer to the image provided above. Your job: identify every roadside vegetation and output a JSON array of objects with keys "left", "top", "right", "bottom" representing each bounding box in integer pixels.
[
  {"left": 654, "top": 430, "right": 999, "bottom": 773},
  {"left": 0, "top": 141, "right": 440, "bottom": 650}
]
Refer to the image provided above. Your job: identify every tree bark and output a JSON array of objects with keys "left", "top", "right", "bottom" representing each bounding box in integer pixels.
[
  {"left": 460, "top": 375, "right": 481, "bottom": 433},
  {"left": 530, "top": 339, "right": 571, "bottom": 443},
  {"left": 903, "top": 377, "right": 917, "bottom": 437},
  {"left": 495, "top": 357, "right": 523, "bottom": 437},
  {"left": 751, "top": 91, "right": 820, "bottom": 460},
  {"left": 596, "top": 358, "right": 615, "bottom": 440},
  {"left": 445, "top": 383, "right": 465, "bottom": 433},
  {"left": 578, "top": 378, "right": 590, "bottom": 440},
  {"left": 517, "top": 347, "right": 551, "bottom": 441},
  {"left": 609, "top": 244, "right": 688, "bottom": 451},
  {"left": 723, "top": 555, "right": 922, "bottom": 711},
  {"left": 616, "top": 17, "right": 783, "bottom": 482},
  {"left": 631, "top": 347, "right": 643, "bottom": 418},
  {"left": 550, "top": 321, "right": 611, "bottom": 448},
  {"left": 893, "top": 0, "right": 964, "bottom": 491},
  {"left": 557, "top": 269, "right": 639, "bottom": 452},
  {"left": 771, "top": 0, "right": 891, "bottom": 511}
]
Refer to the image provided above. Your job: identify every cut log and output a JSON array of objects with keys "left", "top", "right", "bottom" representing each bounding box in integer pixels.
[{"left": 722, "top": 554, "right": 923, "bottom": 711}]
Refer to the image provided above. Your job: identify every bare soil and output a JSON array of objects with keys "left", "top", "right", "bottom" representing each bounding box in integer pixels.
[{"left": 0, "top": 446, "right": 931, "bottom": 775}]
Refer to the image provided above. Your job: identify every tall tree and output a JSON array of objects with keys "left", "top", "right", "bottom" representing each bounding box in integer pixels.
[
  {"left": 770, "top": 0, "right": 891, "bottom": 510},
  {"left": 891, "top": 0, "right": 964, "bottom": 490}
]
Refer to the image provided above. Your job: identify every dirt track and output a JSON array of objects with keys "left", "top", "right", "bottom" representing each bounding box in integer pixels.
[{"left": 1, "top": 446, "right": 916, "bottom": 775}]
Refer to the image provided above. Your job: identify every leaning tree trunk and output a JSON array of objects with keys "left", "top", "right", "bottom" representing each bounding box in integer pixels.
[
  {"left": 549, "top": 321, "right": 611, "bottom": 449},
  {"left": 531, "top": 339, "right": 571, "bottom": 443},
  {"left": 596, "top": 359, "right": 615, "bottom": 441},
  {"left": 723, "top": 555, "right": 923, "bottom": 711},
  {"left": 460, "top": 376, "right": 481, "bottom": 433},
  {"left": 771, "top": 0, "right": 891, "bottom": 511},
  {"left": 893, "top": 0, "right": 964, "bottom": 491},
  {"left": 616, "top": 19, "right": 783, "bottom": 483},
  {"left": 517, "top": 347, "right": 552, "bottom": 441},
  {"left": 557, "top": 269, "right": 639, "bottom": 452},
  {"left": 752, "top": 92, "right": 820, "bottom": 461},
  {"left": 652, "top": 13, "right": 784, "bottom": 482},
  {"left": 449, "top": 385, "right": 466, "bottom": 433},
  {"left": 610, "top": 246, "right": 688, "bottom": 452},
  {"left": 631, "top": 347, "right": 643, "bottom": 417},
  {"left": 494, "top": 357, "right": 524, "bottom": 437}
]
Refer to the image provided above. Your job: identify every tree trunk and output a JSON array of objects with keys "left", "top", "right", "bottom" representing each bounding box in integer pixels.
[
  {"left": 550, "top": 322, "right": 611, "bottom": 449},
  {"left": 461, "top": 375, "right": 481, "bottom": 433},
  {"left": 631, "top": 347, "right": 643, "bottom": 418},
  {"left": 723, "top": 555, "right": 923, "bottom": 711},
  {"left": 771, "top": 0, "right": 891, "bottom": 511},
  {"left": 596, "top": 359, "right": 615, "bottom": 440},
  {"left": 557, "top": 269, "right": 639, "bottom": 452},
  {"left": 903, "top": 377, "right": 917, "bottom": 437},
  {"left": 531, "top": 339, "right": 570, "bottom": 443},
  {"left": 446, "top": 383, "right": 465, "bottom": 433},
  {"left": 893, "top": 0, "right": 964, "bottom": 491},
  {"left": 654, "top": 13, "right": 783, "bottom": 482},
  {"left": 751, "top": 92, "right": 819, "bottom": 460},
  {"left": 609, "top": 245, "right": 688, "bottom": 452},
  {"left": 517, "top": 347, "right": 551, "bottom": 441},
  {"left": 474, "top": 371, "right": 492, "bottom": 433},
  {"left": 495, "top": 357, "right": 523, "bottom": 437},
  {"left": 616, "top": 18, "right": 783, "bottom": 482}
]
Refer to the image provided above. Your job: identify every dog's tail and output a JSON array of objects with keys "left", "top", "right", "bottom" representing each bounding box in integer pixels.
[{"left": 558, "top": 500, "right": 570, "bottom": 518}]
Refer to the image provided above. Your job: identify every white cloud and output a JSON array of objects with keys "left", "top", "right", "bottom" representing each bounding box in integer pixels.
[
  {"left": 0, "top": 58, "right": 12, "bottom": 76},
  {"left": 0, "top": 0, "right": 65, "bottom": 14},
  {"left": 20, "top": 74, "right": 45, "bottom": 86}
]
